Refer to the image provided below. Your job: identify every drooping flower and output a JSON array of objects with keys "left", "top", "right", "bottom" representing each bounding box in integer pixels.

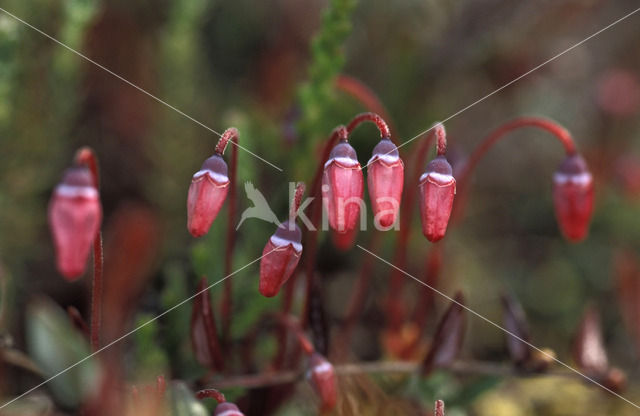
[
  {"left": 552, "top": 154, "right": 594, "bottom": 242},
  {"left": 418, "top": 155, "right": 456, "bottom": 242},
  {"left": 259, "top": 220, "right": 303, "bottom": 297},
  {"left": 322, "top": 140, "right": 364, "bottom": 234},
  {"left": 367, "top": 137, "right": 404, "bottom": 228},
  {"left": 49, "top": 166, "right": 102, "bottom": 280},
  {"left": 187, "top": 154, "right": 230, "bottom": 237},
  {"left": 307, "top": 353, "right": 337, "bottom": 412}
]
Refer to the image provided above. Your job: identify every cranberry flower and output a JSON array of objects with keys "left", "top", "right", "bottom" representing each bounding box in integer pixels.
[
  {"left": 187, "top": 128, "right": 238, "bottom": 237},
  {"left": 553, "top": 154, "right": 594, "bottom": 242},
  {"left": 49, "top": 162, "right": 102, "bottom": 280},
  {"left": 307, "top": 353, "right": 338, "bottom": 412},
  {"left": 418, "top": 124, "right": 456, "bottom": 242},
  {"left": 259, "top": 183, "right": 305, "bottom": 297}
]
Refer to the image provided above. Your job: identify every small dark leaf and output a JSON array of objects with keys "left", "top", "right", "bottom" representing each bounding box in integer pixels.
[
  {"left": 190, "top": 277, "right": 224, "bottom": 371},
  {"left": 572, "top": 306, "right": 608, "bottom": 377},
  {"left": 421, "top": 292, "right": 465, "bottom": 375},
  {"left": 501, "top": 294, "right": 531, "bottom": 366}
]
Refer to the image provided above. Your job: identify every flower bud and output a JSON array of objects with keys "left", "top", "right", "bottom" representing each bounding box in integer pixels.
[
  {"left": 259, "top": 220, "right": 302, "bottom": 297},
  {"left": 367, "top": 138, "right": 404, "bottom": 228},
  {"left": 187, "top": 154, "right": 230, "bottom": 237},
  {"left": 307, "top": 353, "right": 337, "bottom": 412},
  {"left": 48, "top": 166, "right": 102, "bottom": 280},
  {"left": 214, "top": 402, "right": 244, "bottom": 416},
  {"left": 418, "top": 156, "right": 456, "bottom": 242},
  {"left": 322, "top": 141, "right": 364, "bottom": 233},
  {"left": 331, "top": 226, "right": 358, "bottom": 251},
  {"left": 552, "top": 154, "right": 594, "bottom": 242}
]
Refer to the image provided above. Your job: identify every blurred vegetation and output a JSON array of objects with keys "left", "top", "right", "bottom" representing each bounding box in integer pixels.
[{"left": 1, "top": 0, "right": 640, "bottom": 415}]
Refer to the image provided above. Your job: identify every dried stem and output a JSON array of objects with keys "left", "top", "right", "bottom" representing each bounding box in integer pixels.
[
  {"left": 346, "top": 112, "right": 392, "bottom": 141},
  {"left": 207, "top": 359, "right": 573, "bottom": 390},
  {"left": 335, "top": 75, "right": 397, "bottom": 136},
  {"left": 215, "top": 128, "right": 240, "bottom": 351},
  {"left": 74, "top": 147, "right": 103, "bottom": 351}
]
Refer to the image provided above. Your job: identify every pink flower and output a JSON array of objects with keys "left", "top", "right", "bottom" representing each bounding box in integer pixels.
[
  {"left": 418, "top": 156, "right": 456, "bottom": 242},
  {"left": 307, "top": 353, "right": 337, "bottom": 412},
  {"left": 553, "top": 154, "right": 594, "bottom": 242},
  {"left": 367, "top": 137, "right": 404, "bottom": 228},
  {"left": 322, "top": 141, "right": 364, "bottom": 234},
  {"left": 48, "top": 166, "right": 102, "bottom": 280},
  {"left": 259, "top": 221, "right": 303, "bottom": 297},
  {"left": 187, "top": 154, "right": 230, "bottom": 237}
]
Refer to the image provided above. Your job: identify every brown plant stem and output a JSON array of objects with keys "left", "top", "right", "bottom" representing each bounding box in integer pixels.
[
  {"left": 74, "top": 147, "right": 103, "bottom": 351},
  {"left": 335, "top": 74, "right": 397, "bottom": 136},
  {"left": 215, "top": 128, "right": 240, "bottom": 351},
  {"left": 207, "top": 359, "right": 571, "bottom": 390},
  {"left": 454, "top": 117, "right": 577, "bottom": 221}
]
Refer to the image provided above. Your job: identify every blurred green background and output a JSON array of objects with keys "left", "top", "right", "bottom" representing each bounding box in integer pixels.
[{"left": 1, "top": 0, "right": 640, "bottom": 414}]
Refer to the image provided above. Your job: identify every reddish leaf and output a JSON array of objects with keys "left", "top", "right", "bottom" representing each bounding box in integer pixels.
[
  {"left": 501, "top": 294, "right": 532, "bottom": 366},
  {"left": 572, "top": 306, "right": 608, "bottom": 377},
  {"left": 190, "top": 277, "right": 224, "bottom": 371}
]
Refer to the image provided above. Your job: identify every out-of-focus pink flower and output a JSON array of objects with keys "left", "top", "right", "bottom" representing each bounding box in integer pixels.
[
  {"left": 49, "top": 166, "right": 102, "bottom": 280},
  {"left": 307, "top": 353, "right": 337, "bottom": 412},
  {"left": 367, "top": 137, "right": 404, "bottom": 228},
  {"left": 552, "top": 154, "right": 594, "bottom": 242},
  {"left": 214, "top": 402, "right": 244, "bottom": 416},
  {"left": 187, "top": 154, "right": 230, "bottom": 237}
]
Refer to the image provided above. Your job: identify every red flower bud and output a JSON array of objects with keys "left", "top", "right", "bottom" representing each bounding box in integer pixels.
[
  {"left": 48, "top": 166, "right": 102, "bottom": 280},
  {"left": 552, "top": 154, "right": 594, "bottom": 242},
  {"left": 367, "top": 137, "right": 404, "bottom": 228},
  {"left": 187, "top": 154, "right": 230, "bottom": 237},
  {"left": 214, "top": 402, "right": 244, "bottom": 416},
  {"left": 259, "top": 220, "right": 302, "bottom": 297},
  {"left": 418, "top": 156, "right": 456, "bottom": 242},
  {"left": 331, "top": 226, "right": 358, "bottom": 251},
  {"left": 322, "top": 140, "right": 364, "bottom": 233},
  {"left": 307, "top": 353, "right": 337, "bottom": 412}
]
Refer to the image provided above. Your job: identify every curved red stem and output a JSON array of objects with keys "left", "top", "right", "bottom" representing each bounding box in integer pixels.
[
  {"left": 455, "top": 117, "right": 577, "bottom": 221},
  {"left": 335, "top": 75, "right": 397, "bottom": 136},
  {"left": 196, "top": 388, "right": 226, "bottom": 403},
  {"left": 74, "top": 147, "right": 103, "bottom": 351},
  {"left": 346, "top": 112, "right": 392, "bottom": 141}
]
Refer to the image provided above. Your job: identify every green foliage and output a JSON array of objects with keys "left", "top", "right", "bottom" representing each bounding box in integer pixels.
[
  {"left": 133, "top": 313, "right": 169, "bottom": 379},
  {"left": 26, "top": 297, "right": 100, "bottom": 409},
  {"left": 297, "top": 0, "right": 358, "bottom": 146}
]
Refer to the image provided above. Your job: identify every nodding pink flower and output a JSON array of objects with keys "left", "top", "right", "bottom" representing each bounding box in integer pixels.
[
  {"left": 214, "top": 402, "right": 244, "bottom": 416},
  {"left": 322, "top": 140, "right": 364, "bottom": 234},
  {"left": 367, "top": 137, "right": 404, "bottom": 228},
  {"left": 187, "top": 154, "right": 230, "bottom": 237},
  {"left": 552, "top": 154, "right": 594, "bottom": 242},
  {"left": 48, "top": 166, "right": 102, "bottom": 280},
  {"left": 307, "top": 353, "right": 337, "bottom": 412},
  {"left": 259, "top": 220, "right": 303, "bottom": 297},
  {"left": 418, "top": 156, "right": 456, "bottom": 242}
]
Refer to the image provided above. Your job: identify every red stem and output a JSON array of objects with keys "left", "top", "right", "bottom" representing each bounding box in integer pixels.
[
  {"left": 346, "top": 112, "right": 392, "bottom": 141},
  {"left": 435, "top": 400, "right": 445, "bottom": 416},
  {"left": 74, "top": 147, "right": 103, "bottom": 351},
  {"left": 435, "top": 123, "right": 447, "bottom": 156},
  {"left": 215, "top": 128, "right": 240, "bottom": 351},
  {"left": 289, "top": 182, "right": 306, "bottom": 222},
  {"left": 335, "top": 75, "right": 397, "bottom": 136},
  {"left": 192, "top": 277, "right": 225, "bottom": 371},
  {"left": 454, "top": 117, "right": 576, "bottom": 221},
  {"left": 196, "top": 388, "right": 226, "bottom": 403},
  {"left": 386, "top": 126, "right": 440, "bottom": 330},
  {"left": 275, "top": 314, "right": 315, "bottom": 356}
]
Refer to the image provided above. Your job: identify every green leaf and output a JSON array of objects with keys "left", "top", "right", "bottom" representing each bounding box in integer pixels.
[{"left": 26, "top": 297, "right": 100, "bottom": 409}]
